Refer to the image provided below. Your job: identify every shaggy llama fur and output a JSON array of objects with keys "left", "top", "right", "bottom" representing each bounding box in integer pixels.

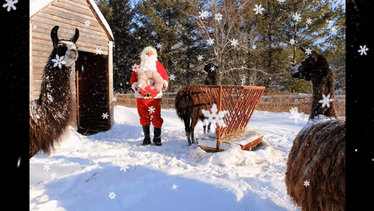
[
  {"left": 285, "top": 47, "right": 345, "bottom": 211},
  {"left": 175, "top": 85, "right": 215, "bottom": 145},
  {"left": 175, "top": 64, "right": 219, "bottom": 145},
  {"left": 29, "top": 26, "right": 79, "bottom": 158}
]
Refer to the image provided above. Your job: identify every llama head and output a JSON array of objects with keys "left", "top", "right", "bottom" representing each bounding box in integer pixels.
[
  {"left": 50, "top": 26, "right": 79, "bottom": 68},
  {"left": 204, "top": 63, "right": 218, "bottom": 73},
  {"left": 291, "top": 47, "right": 330, "bottom": 81}
]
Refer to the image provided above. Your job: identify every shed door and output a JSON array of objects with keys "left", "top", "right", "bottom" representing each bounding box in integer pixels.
[{"left": 75, "top": 51, "right": 109, "bottom": 135}]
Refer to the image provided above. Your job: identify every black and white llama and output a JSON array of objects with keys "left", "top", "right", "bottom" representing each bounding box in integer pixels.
[{"left": 29, "top": 26, "right": 79, "bottom": 158}]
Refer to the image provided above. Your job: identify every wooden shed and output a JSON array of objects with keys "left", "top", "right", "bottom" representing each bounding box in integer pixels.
[{"left": 30, "top": 0, "right": 114, "bottom": 135}]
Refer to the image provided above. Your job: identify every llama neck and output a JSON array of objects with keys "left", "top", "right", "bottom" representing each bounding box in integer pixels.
[
  {"left": 309, "top": 68, "right": 337, "bottom": 119},
  {"left": 39, "top": 63, "right": 73, "bottom": 111}
]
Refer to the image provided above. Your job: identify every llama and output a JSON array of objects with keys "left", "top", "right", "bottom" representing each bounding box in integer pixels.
[
  {"left": 285, "top": 47, "right": 345, "bottom": 211},
  {"left": 29, "top": 26, "right": 79, "bottom": 158},
  {"left": 175, "top": 64, "right": 218, "bottom": 145},
  {"left": 175, "top": 85, "right": 215, "bottom": 145},
  {"left": 203, "top": 63, "right": 218, "bottom": 85}
]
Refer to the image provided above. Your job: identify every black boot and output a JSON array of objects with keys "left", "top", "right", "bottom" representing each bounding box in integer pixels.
[
  {"left": 153, "top": 127, "right": 162, "bottom": 146},
  {"left": 142, "top": 126, "right": 151, "bottom": 145}
]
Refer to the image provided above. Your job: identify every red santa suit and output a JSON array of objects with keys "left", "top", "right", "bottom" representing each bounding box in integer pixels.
[{"left": 130, "top": 47, "right": 168, "bottom": 128}]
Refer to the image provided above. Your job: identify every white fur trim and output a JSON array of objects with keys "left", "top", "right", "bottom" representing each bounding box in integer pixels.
[
  {"left": 132, "top": 82, "right": 138, "bottom": 92},
  {"left": 133, "top": 91, "right": 163, "bottom": 99},
  {"left": 163, "top": 80, "right": 169, "bottom": 90}
]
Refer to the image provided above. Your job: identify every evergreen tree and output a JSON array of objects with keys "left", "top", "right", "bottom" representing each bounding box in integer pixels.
[
  {"left": 96, "top": 0, "right": 345, "bottom": 93},
  {"left": 96, "top": 0, "right": 112, "bottom": 23},
  {"left": 109, "top": 0, "right": 137, "bottom": 93},
  {"left": 137, "top": 0, "right": 205, "bottom": 90},
  {"left": 249, "top": 0, "right": 345, "bottom": 92}
]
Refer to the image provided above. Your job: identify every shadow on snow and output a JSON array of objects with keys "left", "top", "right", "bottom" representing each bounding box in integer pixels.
[{"left": 43, "top": 162, "right": 289, "bottom": 211}]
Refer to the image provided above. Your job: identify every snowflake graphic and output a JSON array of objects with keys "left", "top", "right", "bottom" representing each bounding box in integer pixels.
[
  {"left": 202, "top": 104, "right": 228, "bottom": 128},
  {"left": 85, "top": 20, "right": 91, "bottom": 26},
  {"left": 197, "top": 55, "right": 204, "bottom": 61},
  {"left": 148, "top": 106, "right": 155, "bottom": 114},
  {"left": 319, "top": 94, "right": 334, "bottom": 108},
  {"left": 207, "top": 38, "right": 214, "bottom": 46},
  {"left": 120, "top": 162, "right": 130, "bottom": 173},
  {"left": 199, "top": 10, "right": 210, "bottom": 19},
  {"left": 331, "top": 26, "right": 338, "bottom": 33},
  {"left": 215, "top": 13, "right": 223, "bottom": 22},
  {"left": 132, "top": 64, "right": 140, "bottom": 72},
  {"left": 289, "top": 38, "right": 296, "bottom": 45},
  {"left": 304, "top": 180, "right": 310, "bottom": 187},
  {"left": 43, "top": 163, "right": 51, "bottom": 172},
  {"left": 169, "top": 74, "right": 176, "bottom": 81},
  {"left": 289, "top": 107, "right": 304, "bottom": 124},
  {"left": 171, "top": 184, "right": 178, "bottom": 191},
  {"left": 50, "top": 172, "right": 57, "bottom": 179},
  {"left": 253, "top": 4, "right": 265, "bottom": 15},
  {"left": 230, "top": 39, "right": 239, "bottom": 47},
  {"left": 102, "top": 112, "right": 109, "bottom": 119},
  {"left": 305, "top": 48, "right": 312, "bottom": 55},
  {"left": 358, "top": 45, "right": 369, "bottom": 56},
  {"left": 3, "top": 0, "right": 17, "bottom": 12},
  {"left": 95, "top": 48, "right": 103, "bottom": 55},
  {"left": 51, "top": 55, "right": 66, "bottom": 69},
  {"left": 306, "top": 18, "right": 312, "bottom": 25},
  {"left": 292, "top": 12, "right": 302, "bottom": 22},
  {"left": 210, "top": 66, "right": 215, "bottom": 71},
  {"left": 108, "top": 192, "right": 116, "bottom": 199},
  {"left": 17, "top": 156, "right": 21, "bottom": 168},
  {"left": 156, "top": 43, "right": 162, "bottom": 49}
]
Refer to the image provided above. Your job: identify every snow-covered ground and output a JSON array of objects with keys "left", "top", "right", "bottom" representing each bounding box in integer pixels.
[{"left": 30, "top": 106, "right": 309, "bottom": 211}]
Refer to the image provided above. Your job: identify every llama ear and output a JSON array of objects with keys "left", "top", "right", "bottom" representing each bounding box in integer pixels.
[
  {"left": 51, "top": 26, "right": 59, "bottom": 45},
  {"left": 299, "top": 46, "right": 306, "bottom": 53},
  {"left": 70, "top": 28, "right": 79, "bottom": 43}
]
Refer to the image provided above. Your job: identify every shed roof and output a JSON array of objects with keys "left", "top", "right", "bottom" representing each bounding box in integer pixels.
[{"left": 30, "top": 0, "right": 114, "bottom": 40}]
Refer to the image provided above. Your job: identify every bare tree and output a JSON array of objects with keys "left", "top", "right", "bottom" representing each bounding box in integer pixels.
[{"left": 179, "top": 0, "right": 260, "bottom": 85}]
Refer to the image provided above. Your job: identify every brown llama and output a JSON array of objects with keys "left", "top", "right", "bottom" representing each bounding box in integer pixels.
[
  {"left": 285, "top": 47, "right": 345, "bottom": 211},
  {"left": 203, "top": 63, "right": 218, "bottom": 85},
  {"left": 29, "top": 26, "right": 79, "bottom": 158},
  {"left": 175, "top": 64, "right": 218, "bottom": 145}
]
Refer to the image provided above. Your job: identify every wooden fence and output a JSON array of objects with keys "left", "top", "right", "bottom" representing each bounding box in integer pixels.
[{"left": 114, "top": 92, "right": 346, "bottom": 117}]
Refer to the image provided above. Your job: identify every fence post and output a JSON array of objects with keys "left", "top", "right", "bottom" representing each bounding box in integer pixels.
[{"left": 216, "top": 86, "right": 223, "bottom": 149}]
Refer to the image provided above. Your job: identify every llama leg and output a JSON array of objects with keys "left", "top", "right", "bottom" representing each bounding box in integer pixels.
[
  {"left": 186, "top": 131, "right": 192, "bottom": 146},
  {"left": 184, "top": 117, "right": 192, "bottom": 145},
  {"left": 190, "top": 116, "right": 199, "bottom": 144},
  {"left": 191, "top": 131, "right": 195, "bottom": 144}
]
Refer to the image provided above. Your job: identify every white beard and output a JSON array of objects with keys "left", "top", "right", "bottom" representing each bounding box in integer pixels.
[{"left": 140, "top": 54, "right": 157, "bottom": 73}]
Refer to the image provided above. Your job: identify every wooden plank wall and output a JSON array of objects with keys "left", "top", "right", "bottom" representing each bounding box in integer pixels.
[{"left": 30, "top": 0, "right": 111, "bottom": 101}]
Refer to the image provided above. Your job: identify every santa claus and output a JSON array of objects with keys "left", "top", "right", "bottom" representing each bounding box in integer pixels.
[{"left": 130, "top": 46, "right": 168, "bottom": 146}]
